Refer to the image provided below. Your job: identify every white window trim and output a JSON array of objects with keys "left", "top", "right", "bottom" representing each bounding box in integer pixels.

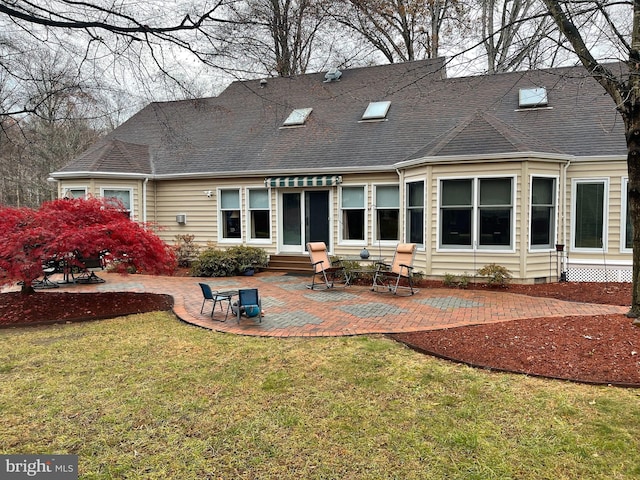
[
  {"left": 373, "top": 183, "right": 401, "bottom": 246},
  {"left": 436, "top": 175, "right": 516, "bottom": 253},
  {"left": 339, "top": 184, "right": 368, "bottom": 246},
  {"left": 245, "top": 187, "right": 272, "bottom": 244},
  {"left": 217, "top": 187, "right": 243, "bottom": 243},
  {"left": 528, "top": 174, "right": 559, "bottom": 252},
  {"left": 570, "top": 178, "right": 609, "bottom": 253},
  {"left": 405, "top": 180, "right": 426, "bottom": 250},
  {"left": 621, "top": 177, "right": 632, "bottom": 254},
  {"left": 100, "top": 186, "right": 133, "bottom": 219}
]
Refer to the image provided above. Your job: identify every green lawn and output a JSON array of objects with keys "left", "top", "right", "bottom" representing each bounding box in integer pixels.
[{"left": 1, "top": 312, "right": 639, "bottom": 479}]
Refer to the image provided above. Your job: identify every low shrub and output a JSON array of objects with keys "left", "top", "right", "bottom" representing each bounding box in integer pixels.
[
  {"left": 443, "top": 272, "right": 471, "bottom": 289},
  {"left": 173, "top": 235, "right": 200, "bottom": 267},
  {"left": 226, "top": 245, "right": 268, "bottom": 272},
  {"left": 191, "top": 248, "right": 238, "bottom": 277},
  {"left": 443, "top": 273, "right": 457, "bottom": 287},
  {"left": 190, "top": 245, "right": 268, "bottom": 277},
  {"left": 477, "top": 263, "right": 512, "bottom": 287}
]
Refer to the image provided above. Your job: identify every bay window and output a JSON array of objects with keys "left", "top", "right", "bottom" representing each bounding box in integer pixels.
[
  {"left": 406, "top": 181, "right": 424, "bottom": 246},
  {"left": 530, "top": 177, "right": 556, "bottom": 249},
  {"left": 439, "top": 177, "right": 513, "bottom": 250}
]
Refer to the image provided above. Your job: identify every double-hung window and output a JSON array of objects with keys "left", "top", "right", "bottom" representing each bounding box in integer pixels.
[
  {"left": 341, "top": 186, "right": 365, "bottom": 242},
  {"left": 530, "top": 177, "right": 556, "bottom": 249},
  {"left": 572, "top": 179, "right": 607, "bottom": 250},
  {"left": 440, "top": 179, "right": 472, "bottom": 247},
  {"left": 439, "top": 177, "right": 513, "bottom": 250},
  {"left": 406, "top": 181, "right": 424, "bottom": 246},
  {"left": 248, "top": 189, "right": 270, "bottom": 241},
  {"left": 63, "top": 187, "right": 87, "bottom": 200},
  {"left": 102, "top": 188, "right": 132, "bottom": 218},
  {"left": 375, "top": 185, "right": 400, "bottom": 242},
  {"left": 220, "top": 189, "right": 241, "bottom": 239}
]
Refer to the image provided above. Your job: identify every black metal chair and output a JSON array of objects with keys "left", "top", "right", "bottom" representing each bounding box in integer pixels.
[{"left": 32, "top": 260, "right": 60, "bottom": 289}]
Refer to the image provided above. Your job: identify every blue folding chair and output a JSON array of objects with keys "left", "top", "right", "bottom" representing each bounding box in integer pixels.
[
  {"left": 199, "top": 283, "right": 226, "bottom": 317},
  {"left": 234, "top": 288, "right": 262, "bottom": 324}
]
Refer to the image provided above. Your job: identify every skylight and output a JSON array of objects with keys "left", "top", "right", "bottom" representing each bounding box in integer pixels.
[
  {"left": 362, "top": 101, "right": 391, "bottom": 121},
  {"left": 518, "top": 87, "right": 548, "bottom": 108},
  {"left": 283, "top": 107, "right": 312, "bottom": 126}
]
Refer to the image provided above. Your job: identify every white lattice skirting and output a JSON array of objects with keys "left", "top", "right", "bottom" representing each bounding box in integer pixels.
[{"left": 566, "top": 263, "right": 632, "bottom": 283}]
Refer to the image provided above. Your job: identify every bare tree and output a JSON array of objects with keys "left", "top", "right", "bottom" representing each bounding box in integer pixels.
[
  {"left": 0, "top": 46, "right": 102, "bottom": 207},
  {"left": 221, "top": 0, "right": 335, "bottom": 77},
  {"left": 534, "top": 0, "right": 640, "bottom": 319},
  {"left": 329, "top": 0, "right": 469, "bottom": 63},
  {"left": 480, "top": 0, "right": 562, "bottom": 73},
  {"left": 0, "top": 1, "right": 238, "bottom": 117}
]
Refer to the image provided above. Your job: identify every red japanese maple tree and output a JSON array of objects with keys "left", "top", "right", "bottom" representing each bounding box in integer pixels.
[{"left": 0, "top": 197, "right": 177, "bottom": 294}]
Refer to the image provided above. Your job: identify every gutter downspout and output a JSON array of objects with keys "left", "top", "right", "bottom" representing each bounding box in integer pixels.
[
  {"left": 143, "top": 177, "right": 148, "bottom": 223},
  {"left": 561, "top": 159, "right": 571, "bottom": 279},
  {"left": 396, "top": 168, "right": 404, "bottom": 241}
]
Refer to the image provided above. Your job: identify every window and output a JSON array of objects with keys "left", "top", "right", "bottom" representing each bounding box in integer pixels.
[
  {"left": 375, "top": 185, "right": 399, "bottom": 242},
  {"left": 220, "top": 189, "right": 241, "bottom": 239},
  {"left": 102, "top": 188, "right": 132, "bottom": 218},
  {"left": 341, "top": 186, "right": 365, "bottom": 242},
  {"left": 406, "top": 181, "right": 424, "bottom": 246},
  {"left": 248, "top": 189, "right": 270, "bottom": 241},
  {"left": 439, "top": 177, "right": 513, "bottom": 250},
  {"left": 530, "top": 177, "right": 556, "bottom": 249},
  {"left": 572, "top": 179, "right": 607, "bottom": 250},
  {"left": 283, "top": 108, "right": 312, "bottom": 126},
  {"left": 440, "top": 179, "right": 472, "bottom": 247},
  {"left": 63, "top": 187, "right": 87, "bottom": 199},
  {"left": 362, "top": 101, "right": 391, "bottom": 121}
]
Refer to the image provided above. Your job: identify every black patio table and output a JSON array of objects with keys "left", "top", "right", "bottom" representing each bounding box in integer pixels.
[{"left": 210, "top": 290, "right": 239, "bottom": 322}]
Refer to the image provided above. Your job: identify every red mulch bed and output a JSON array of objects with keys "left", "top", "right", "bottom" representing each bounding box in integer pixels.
[
  {"left": 391, "top": 281, "right": 640, "bottom": 387},
  {"left": 0, "top": 291, "right": 173, "bottom": 328},
  {"left": 1, "top": 279, "right": 638, "bottom": 386}
]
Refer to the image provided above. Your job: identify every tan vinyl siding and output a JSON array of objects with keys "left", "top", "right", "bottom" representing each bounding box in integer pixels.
[{"left": 566, "top": 159, "right": 628, "bottom": 263}]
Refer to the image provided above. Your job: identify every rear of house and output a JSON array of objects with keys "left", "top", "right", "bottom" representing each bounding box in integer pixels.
[{"left": 50, "top": 60, "right": 630, "bottom": 283}]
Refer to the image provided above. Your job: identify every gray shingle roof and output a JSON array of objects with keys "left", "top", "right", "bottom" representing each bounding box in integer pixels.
[{"left": 56, "top": 59, "right": 627, "bottom": 178}]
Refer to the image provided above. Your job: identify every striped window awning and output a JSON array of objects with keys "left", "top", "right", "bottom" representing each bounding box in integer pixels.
[{"left": 265, "top": 175, "right": 342, "bottom": 188}]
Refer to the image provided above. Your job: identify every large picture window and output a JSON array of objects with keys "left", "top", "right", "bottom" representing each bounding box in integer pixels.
[
  {"left": 375, "top": 185, "right": 399, "bottom": 242},
  {"left": 439, "top": 177, "right": 513, "bottom": 250},
  {"left": 341, "top": 186, "right": 365, "bottom": 242},
  {"left": 530, "top": 177, "right": 557, "bottom": 249},
  {"left": 406, "top": 181, "right": 424, "bottom": 246},
  {"left": 220, "top": 189, "right": 241, "bottom": 239},
  {"left": 572, "top": 179, "right": 607, "bottom": 250},
  {"left": 248, "top": 189, "right": 270, "bottom": 241}
]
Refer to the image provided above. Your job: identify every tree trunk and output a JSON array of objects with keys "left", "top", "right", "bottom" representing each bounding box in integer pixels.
[
  {"left": 20, "top": 283, "right": 35, "bottom": 295},
  {"left": 627, "top": 112, "right": 640, "bottom": 321}
]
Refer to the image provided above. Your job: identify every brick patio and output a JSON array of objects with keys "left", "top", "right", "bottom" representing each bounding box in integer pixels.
[{"left": 48, "top": 271, "right": 627, "bottom": 338}]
